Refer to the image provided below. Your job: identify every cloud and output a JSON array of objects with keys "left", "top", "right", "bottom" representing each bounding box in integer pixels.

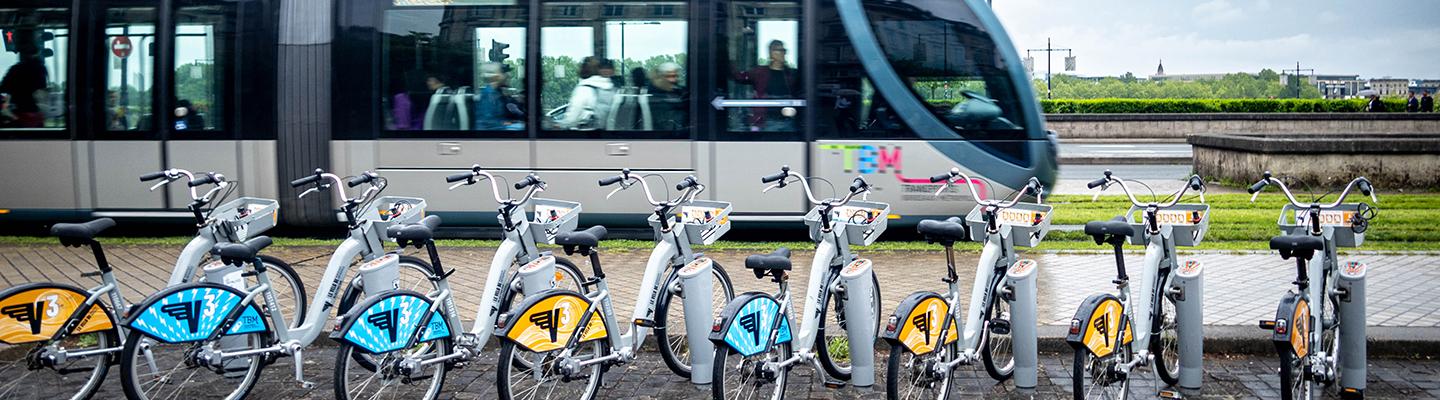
[{"left": 1193, "top": 0, "right": 1245, "bottom": 25}]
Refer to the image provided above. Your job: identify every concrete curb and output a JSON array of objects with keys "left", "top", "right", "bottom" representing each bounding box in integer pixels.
[
  {"left": 1032, "top": 325, "right": 1440, "bottom": 357},
  {"left": 1059, "top": 156, "right": 1191, "bottom": 165}
]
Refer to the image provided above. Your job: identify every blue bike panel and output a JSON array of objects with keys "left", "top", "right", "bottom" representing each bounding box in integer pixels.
[
  {"left": 225, "top": 304, "right": 267, "bottom": 335},
  {"left": 418, "top": 311, "right": 450, "bottom": 342},
  {"left": 130, "top": 286, "right": 248, "bottom": 343},
  {"left": 340, "top": 293, "right": 444, "bottom": 354},
  {"left": 722, "top": 297, "right": 792, "bottom": 357}
]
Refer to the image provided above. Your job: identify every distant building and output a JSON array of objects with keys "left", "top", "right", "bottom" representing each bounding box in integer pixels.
[
  {"left": 1148, "top": 59, "right": 1239, "bottom": 81},
  {"left": 1411, "top": 80, "right": 1440, "bottom": 96},
  {"left": 1314, "top": 74, "right": 1364, "bottom": 99},
  {"left": 1368, "top": 78, "right": 1410, "bottom": 97}
]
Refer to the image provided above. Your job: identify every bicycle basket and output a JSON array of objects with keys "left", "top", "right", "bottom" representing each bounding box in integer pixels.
[
  {"left": 211, "top": 197, "right": 278, "bottom": 242},
  {"left": 1277, "top": 203, "right": 1365, "bottom": 247},
  {"left": 529, "top": 198, "right": 582, "bottom": 244},
  {"left": 1126, "top": 204, "right": 1210, "bottom": 247},
  {"left": 964, "top": 202, "right": 1053, "bottom": 247},
  {"left": 803, "top": 200, "right": 890, "bottom": 246},
  {"left": 648, "top": 200, "right": 733, "bottom": 245},
  {"left": 360, "top": 196, "right": 428, "bottom": 240}
]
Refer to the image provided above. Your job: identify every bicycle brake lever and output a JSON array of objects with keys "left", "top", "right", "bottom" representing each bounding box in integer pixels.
[
  {"left": 1370, "top": 191, "right": 1379, "bottom": 204},
  {"left": 148, "top": 178, "right": 172, "bottom": 192},
  {"left": 1249, "top": 190, "right": 1262, "bottom": 203},
  {"left": 762, "top": 183, "right": 783, "bottom": 193},
  {"left": 1199, "top": 191, "right": 1206, "bottom": 204},
  {"left": 605, "top": 186, "right": 625, "bottom": 199},
  {"left": 447, "top": 181, "right": 468, "bottom": 191},
  {"left": 298, "top": 187, "right": 319, "bottom": 199}
]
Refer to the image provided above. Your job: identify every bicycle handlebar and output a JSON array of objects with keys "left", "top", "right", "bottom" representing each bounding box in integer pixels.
[
  {"left": 760, "top": 165, "right": 870, "bottom": 208},
  {"left": 446, "top": 164, "right": 543, "bottom": 206},
  {"left": 347, "top": 172, "right": 378, "bottom": 188},
  {"left": 601, "top": 168, "right": 704, "bottom": 207},
  {"left": 931, "top": 167, "right": 1043, "bottom": 209},
  {"left": 1247, "top": 170, "right": 1378, "bottom": 208},
  {"left": 1091, "top": 169, "right": 1208, "bottom": 209},
  {"left": 140, "top": 171, "right": 168, "bottom": 182},
  {"left": 291, "top": 168, "right": 383, "bottom": 210},
  {"left": 140, "top": 168, "right": 229, "bottom": 204}
]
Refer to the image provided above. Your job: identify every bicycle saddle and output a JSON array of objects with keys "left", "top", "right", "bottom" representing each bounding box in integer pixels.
[
  {"left": 1084, "top": 216, "right": 1134, "bottom": 238},
  {"left": 1270, "top": 234, "right": 1324, "bottom": 260},
  {"left": 745, "top": 247, "right": 792, "bottom": 273},
  {"left": 51, "top": 218, "right": 116, "bottom": 246},
  {"left": 388, "top": 215, "right": 442, "bottom": 245},
  {"left": 917, "top": 217, "right": 969, "bottom": 243},
  {"left": 217, "top": 236, "right": 273, "bottom": 265},
  {"left": 555, "top": 225, "right": 607, "bottom": 247}
]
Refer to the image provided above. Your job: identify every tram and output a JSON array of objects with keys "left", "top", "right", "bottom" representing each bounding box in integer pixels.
[{"left": 0, "top": 0, "right": 1056, "bottom": 229}]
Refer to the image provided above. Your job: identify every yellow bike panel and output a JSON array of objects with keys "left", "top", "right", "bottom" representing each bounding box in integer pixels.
[
  {"left": 506, "top": 294, "right": 608, "bottom": 352},
  {"left": 897, "top": 297, "right": 959, "bottom": 355},
  {"left": 1080, "top": 298, "right": 1132, "bottom": 358},
  {"left": 0, "top": 287, "right": 113, "bottom": 344},
  {"left": 1291, "top": 299, "right": 1310, "bottom": 359}
]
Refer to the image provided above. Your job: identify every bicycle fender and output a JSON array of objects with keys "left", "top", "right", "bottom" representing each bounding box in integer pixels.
[
  {"left": 0, "top": 282, "right": 114, "bottom": 344},
  {"left": 708, "top": 292, "right": 792, "bottom": 357},
  {"left": 880, "top": 291, "right": 957, "bottom": 355},
  {"left": 1270, "top": 291, "right": 1311, "bottom": 359},
  {"left": 126, "top": 283, "right": 268, "bottom": 344},
  {"left": 1065, "top": 293, "right": 1132, "bottom": 358},
  {"left": 497, "top": 289, "right": 607, "bottom": 353},
  {"left": 331, "top": 290, "right": 450, "bottom": 354}
]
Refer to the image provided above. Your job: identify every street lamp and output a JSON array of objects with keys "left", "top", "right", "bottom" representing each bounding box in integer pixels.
[
  {"left": 614, "top": 21, "right": 661, "bottom": 75},
  {"left": 1282, "top": 61, "right": 1315, "bottom": 99},
  {"left": 1027, "top": 38, "right": 1073, "bottom": 99}
]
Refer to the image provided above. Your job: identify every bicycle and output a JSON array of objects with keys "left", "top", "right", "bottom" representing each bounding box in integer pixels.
[
  {"left": 1250, "top": 172, "right": 1376, "bottom": 400},
  {"left": 0, "top": 168, "right": 302, "bottom": 400},
  {"left": 331, "top": 166, "right": 588, "bottom": 400},
  {"left": 116, "top": 169, "right": 425, "bottom": 399},
  {"left": 493, "top": 169, "right": 736, "bottom": 399},
  {"left": 1069, "top": 171, "right": 1210, "bottom": 399},
  {"left": 710, "top": 165, "right": 886, "bottom": 400},
  {"left": 885, "top": 168, "right": 1048, "bottom": 399}
]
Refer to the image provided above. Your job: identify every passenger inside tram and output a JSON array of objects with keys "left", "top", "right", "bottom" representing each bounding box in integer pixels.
[
  {"left": 733, "top": 39, "right": 800, "bottom": 132},
  {"left": 0, "top": 29, "right": 51, "bottom": 129}
]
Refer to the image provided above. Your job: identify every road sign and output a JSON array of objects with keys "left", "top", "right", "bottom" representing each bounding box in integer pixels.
[{"left": 111, "top": 37, "right": 133, "bottom": 58}]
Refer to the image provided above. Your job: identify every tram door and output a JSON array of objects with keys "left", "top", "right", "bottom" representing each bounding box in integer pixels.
[
  {"left": 91, "top": 5, "right": 165, "bottom": 209},
  {"left": 706, "top": 1, "right": 807, "bottom": 216}
]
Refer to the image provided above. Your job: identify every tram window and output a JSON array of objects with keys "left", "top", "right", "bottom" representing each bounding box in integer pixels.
[
  {"left": 719, "top": 2, "right": 801, "bottom": 134},
  {"left": 174, "top": 6, "right": 233, "bottom": 132},
  {"left": 540, "top": 1, "right": 690, "bottom": 134},
  {"left": 0, "top": 6, "right": 69, "bottom": 131},
  {"left": 105, "top": 8, "right": 156, "bottom": 131},
  {"left": 380, "top": 2, "right": 528, "bottom": 132}
]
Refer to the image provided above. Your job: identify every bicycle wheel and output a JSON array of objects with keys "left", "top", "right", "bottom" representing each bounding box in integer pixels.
[
  {"left": 886, "top": 341, "right": 956, "bottom": 400},
  {"left": 981, "top": 293, "right": 1016, "bottom": 382},
  {"left": 656, "top": 261, "right": 734, "bottom": 378},
  {"left": 1072, "top": 347, "right": 1130, "bottom": 400},
  {"left": 196, "top": 254, "right": 307, "bottom": 329},
  {"left": 1152, "top": 291, "right": 1181, "bottom": 386},
  {"left": 119, "top": 328, "right": 271, "bottom": 400},
  {"left": 816, "top": 271, "right": 881, "bottom": 380},
  {"left": 339, "top": 256, "right": 441, "bottom": 372},
  {"left": 333, "top": 337, "right": 450, "bottom": 400},
  {"left": 1279, "top": 347, "right": 1315, "bottom": 400},
  {"left": 713, "top": 340, "right": 791, "bottom": 400},
  {"left": 0, "top": 327, "right": 118, "bottom": 400},
  {"left": 496, "top": 339, "right": 607, "bottom": 400}
]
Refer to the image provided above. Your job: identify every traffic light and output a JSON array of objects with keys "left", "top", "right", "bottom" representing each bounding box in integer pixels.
[
  {"left": 2, "top": 29, "right": 15, "bottom": 53},
  {"left": 488, "top": 39, "right": 510, "bottom": 63}
]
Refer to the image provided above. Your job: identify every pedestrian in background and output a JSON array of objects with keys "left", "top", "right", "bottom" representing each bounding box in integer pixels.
[
  {"left": 1367, "top": 95, "right": 1385, "bottom": 112},
  {"left": 1406, "top": 93, "right": 1420, "bottom": 112},
  {"left": 1422, "top": 91, "right": 1435, "bottom": 112}
]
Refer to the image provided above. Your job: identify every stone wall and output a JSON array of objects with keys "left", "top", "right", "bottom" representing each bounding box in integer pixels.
[
  {"left": 1048, "top": 113, "right": 1440, "bottom": 142},
  {"left": 1189, "top": 134, "right": 1440, "bottom": 190}
]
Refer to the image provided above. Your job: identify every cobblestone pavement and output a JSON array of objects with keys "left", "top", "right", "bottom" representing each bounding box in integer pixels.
[
  {"left": 1, "top": 244, "right": 1436, "bottom": 328},
  {"left": 13, "top": 348, "right": 1440, "bottom": 399}
]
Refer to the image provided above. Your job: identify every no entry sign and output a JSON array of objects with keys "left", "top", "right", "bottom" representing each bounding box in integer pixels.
[{"left": 111, "top": 37, "right": 132, "bottom": 58}]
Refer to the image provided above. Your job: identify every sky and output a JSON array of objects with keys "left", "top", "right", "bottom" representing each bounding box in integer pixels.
[{"left": 991, "top": 0, "right": 1440, "bottom": 80}]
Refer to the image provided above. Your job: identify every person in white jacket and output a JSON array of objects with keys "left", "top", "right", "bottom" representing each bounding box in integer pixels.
[{"left": 558, "top": 58, "right": 618, "bottom": 130}]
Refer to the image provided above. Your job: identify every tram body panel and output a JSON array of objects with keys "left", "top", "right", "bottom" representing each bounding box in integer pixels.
[{"left": 0, "top": 141, "right": 80, "bottom": 210}]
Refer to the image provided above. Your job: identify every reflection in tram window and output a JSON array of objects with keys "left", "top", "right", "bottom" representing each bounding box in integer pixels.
[
  {"left": 105, "top": 8, "right": 155, "bottom": 131},
  {"left": 173, "top": 6, "right": 235, "bottom": 132},
  {"left": 541, "top": 2, "right": 689, "bottom": 133},
  {"left": 719, "top": 2, "right": 801, "bottom": 133},
  {"left": 381, "top": 2, "right": 528, "bottom": 132},
  {"left": 0, "top": 7, "right": 69, "bottom": 130}
]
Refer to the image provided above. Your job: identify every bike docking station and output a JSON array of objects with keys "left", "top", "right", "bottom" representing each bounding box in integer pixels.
[
  {"left": 1122, "top": 201, "right": 1207, "bottom": 394},
  {"left": 962, "top": 187, "right": 1048, "bottom": 392},
  {"left": 662, "top": 199, "right": 733, "bottom": 385},
  {"left": 804, "top": 197, "right": 887, "bottom": 388}
]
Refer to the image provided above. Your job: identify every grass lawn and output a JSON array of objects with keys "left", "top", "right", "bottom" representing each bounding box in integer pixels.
[{"left": 2, "top": 194, "right": 1435, "bottom": 252}]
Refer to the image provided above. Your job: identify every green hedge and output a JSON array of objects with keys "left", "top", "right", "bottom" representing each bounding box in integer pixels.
[{"left": 1039, "top": 98, "right": 1410, "bottom": 113}]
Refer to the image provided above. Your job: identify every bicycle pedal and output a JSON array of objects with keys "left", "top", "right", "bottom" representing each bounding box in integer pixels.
[
  {"left": 990, "top": 319, "right": 1012, "bottom": 335},
  {"left": 634, "top": 318, "right": 657, "bottom": 328},
  {"left": 822, "top": 379, "right": 847, "bottom": 389},
  {"left": 1157, "top": 389, "right": 1184, "bottom": 399}
]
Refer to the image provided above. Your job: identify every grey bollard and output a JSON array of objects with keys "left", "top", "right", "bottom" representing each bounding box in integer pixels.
[
  {"left": 1005, "top": 259, "right": 1039, "bottom": 391},
  {"left": 1170, "top": 260, "right": 1205, "bottom": 392},
  {"left": 838, "top": 259, "right": 877, "bottom": 387},
  {"left": 1336, "top": 261, "right": 1367, "bottom": 395},
  {"left": 677, "top": 257, "right": 717, "bottom": 385}
]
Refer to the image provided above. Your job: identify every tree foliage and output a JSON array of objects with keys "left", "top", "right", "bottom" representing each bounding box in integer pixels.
[{"left": 1033, "top": 69, "right": 1323, "bottom": 99}]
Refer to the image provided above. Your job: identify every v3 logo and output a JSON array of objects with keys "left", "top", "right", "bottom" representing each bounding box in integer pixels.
[
  {"left": 912, "top": 311, "right": 932, "bottom": 345},
  {"left": 161, "top": 301, "right": 204, "bottom": 334},
  {"left": 1091, "top": 313, "right": 1110, "bottom": 348},
  {"left": 530, "top": 309, "right": 562, "bottom": 343},
  {"left": 738, "top": 312, "right": 761, "bottom": 345},
  {"left": 367, "top": 309, "right": 402, "bottom": 342},
  {"left": 1, "top": 301, "right": 46, "bottom": 335}
]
